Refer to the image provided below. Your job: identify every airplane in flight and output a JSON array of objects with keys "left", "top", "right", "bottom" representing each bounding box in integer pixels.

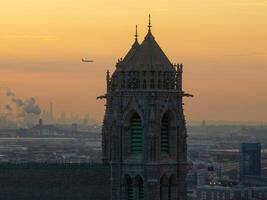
[{"left": 82, "top": 58, "right": 94, "bottom": 62}]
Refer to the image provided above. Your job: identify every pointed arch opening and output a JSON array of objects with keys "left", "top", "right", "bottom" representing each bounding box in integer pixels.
[
  {"left": 124, "top": 175, "right": 133, "bottom": 200},
  {"left": 130, "top": 112, "right": 143, "bottom": 153},
  {"left": 135, "top": 175, "right": 144, "bottom": 200},
  {"left": 160, "top": 113, "right": 170, "bottom": 154}
]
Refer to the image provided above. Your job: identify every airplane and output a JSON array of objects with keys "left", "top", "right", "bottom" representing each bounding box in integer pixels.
[{"left": 82, "top": 58, "right": 94, "bottom": 62}]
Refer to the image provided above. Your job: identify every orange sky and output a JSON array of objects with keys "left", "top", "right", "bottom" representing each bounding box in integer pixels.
[{"left": 0, "top": 0, "right": 267, "bottom": 123}]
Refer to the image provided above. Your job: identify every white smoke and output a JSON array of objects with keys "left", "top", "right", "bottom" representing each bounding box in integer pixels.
[
  {"left": 0, "top": 87, "right": 42, "bottom": 128},
  {"left": 4, "top": 88, "right": 41, "bottom": 116}
]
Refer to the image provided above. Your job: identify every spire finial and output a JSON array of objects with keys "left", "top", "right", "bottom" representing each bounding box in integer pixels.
[
  {"left": 135, "top": 24, "right": 138, "bottom": 41},
  {"left": 148, "top": 14, "right": 152, "bottom": 32}
]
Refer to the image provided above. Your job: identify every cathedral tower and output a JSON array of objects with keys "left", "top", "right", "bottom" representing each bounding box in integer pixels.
[{"left": 101, "top": 16, "right": 191, "bottom": 200}]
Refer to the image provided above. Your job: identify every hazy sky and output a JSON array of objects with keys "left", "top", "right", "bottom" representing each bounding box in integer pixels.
[{"left": 0, "top": 0, "right": 267, "bottom": 122}]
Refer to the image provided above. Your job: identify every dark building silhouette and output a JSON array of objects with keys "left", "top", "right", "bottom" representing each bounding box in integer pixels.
[
  {"left": 240, "top": 143, "right": 261, "bottom": 181},
  {"left": 0, "top": 163, "right": 110, "bottom": 200},
  {"left": 102, "top": 15, "right": 190, "bottom": 200}
]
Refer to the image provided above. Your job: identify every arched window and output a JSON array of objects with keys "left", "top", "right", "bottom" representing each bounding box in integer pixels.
[
  {"left": 160, "top": 113, "right": 169, "bottom": 154},
  {"left": 126, "top": 176, "right": 133, "bottom": 200},
  {"left": 130, "top": 113, "right": 143, "bottom": 153},
  {"left": 138, "top": 176, "right": 144, "bottom": 200},
  {"left": 134, "top": 176, "right": 144, "bottom": 200}
]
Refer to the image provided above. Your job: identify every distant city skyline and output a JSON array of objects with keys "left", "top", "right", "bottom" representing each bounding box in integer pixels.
[{"left": 1, "top": 0, "right": 267, "bottom": 122}]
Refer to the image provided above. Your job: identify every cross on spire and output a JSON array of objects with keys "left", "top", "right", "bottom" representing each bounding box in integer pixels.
[
  {"left": 135, "top": 25, "right": 138, "bottom": 41},
  {"left": 148, "top": 14, "right": 152, "bottom": 32}
]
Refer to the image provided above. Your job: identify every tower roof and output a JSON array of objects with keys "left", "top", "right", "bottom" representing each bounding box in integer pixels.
[{"left": 122, "top": 15, "right": 174, "bottom": 72}]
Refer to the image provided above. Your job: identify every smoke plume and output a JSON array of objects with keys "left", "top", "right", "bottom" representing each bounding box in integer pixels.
[
  {"left": 5, "top": 104, "right": 12, "bottom": 112},
  {"left": 0, "top": 87, "right": 42, "bottom": 127},
  {"left": 4, "top": 89, "right": 41, "bottom": 116},
  {"left": 12, "top": 97, "right": 24, "bottom": 107},
  {"left": 22, "top": 97, "right": 41, "bottom": 115}
]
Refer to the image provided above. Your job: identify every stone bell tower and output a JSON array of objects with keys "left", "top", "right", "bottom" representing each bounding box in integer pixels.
[{"left": 101, "top": 15, "right": 192, "bottom": 200}]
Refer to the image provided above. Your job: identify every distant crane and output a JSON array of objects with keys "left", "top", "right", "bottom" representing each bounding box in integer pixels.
[{"left": 82, "top": 58, "right": 94, "bottom": 63}]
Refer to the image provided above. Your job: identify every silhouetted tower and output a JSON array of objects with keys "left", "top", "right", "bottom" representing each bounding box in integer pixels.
[
  {"left": 240, "top": 143, "right": 261, "bottom": 182},
  {"left": 101, "top": 15, "right": 191, "bottom": 200}
]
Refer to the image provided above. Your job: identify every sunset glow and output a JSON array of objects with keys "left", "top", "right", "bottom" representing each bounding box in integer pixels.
[{"left": 1, "top": 0, "right": 267, "bottom": 122}]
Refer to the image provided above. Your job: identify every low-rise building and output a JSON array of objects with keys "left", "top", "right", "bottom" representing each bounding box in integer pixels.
[{"left": 197, "top": 185, "right": 267, "bottom": 200}]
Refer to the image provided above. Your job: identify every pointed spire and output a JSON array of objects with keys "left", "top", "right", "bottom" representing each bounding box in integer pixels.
[
  {"left": 145, "top": 14, "right": 154, "bottom": 40},
  {"left": 148, "top": 14, "right": 152, "bottom": 32},
  {"left": 135, "top": 25, "right": 138, "bottom": 42},
  {"left": 132, "top": 24, "right": 140, "bottom": 48},
  {"left": 122, "top": 25, "right": 140, "bottom": 63}
]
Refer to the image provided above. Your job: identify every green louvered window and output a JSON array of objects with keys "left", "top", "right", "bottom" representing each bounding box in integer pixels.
[
  {"left": 139, "top": 182, "right": 144, "bottom": 200},
  {"left": 131, "top": 113, "right": 143, "bottom": 153},
  {"left": 128, "top": 182, "right": 133, "bottom": 200},
  {"left": 160, "top": 114, "right": 169, "bottom": 153}
]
